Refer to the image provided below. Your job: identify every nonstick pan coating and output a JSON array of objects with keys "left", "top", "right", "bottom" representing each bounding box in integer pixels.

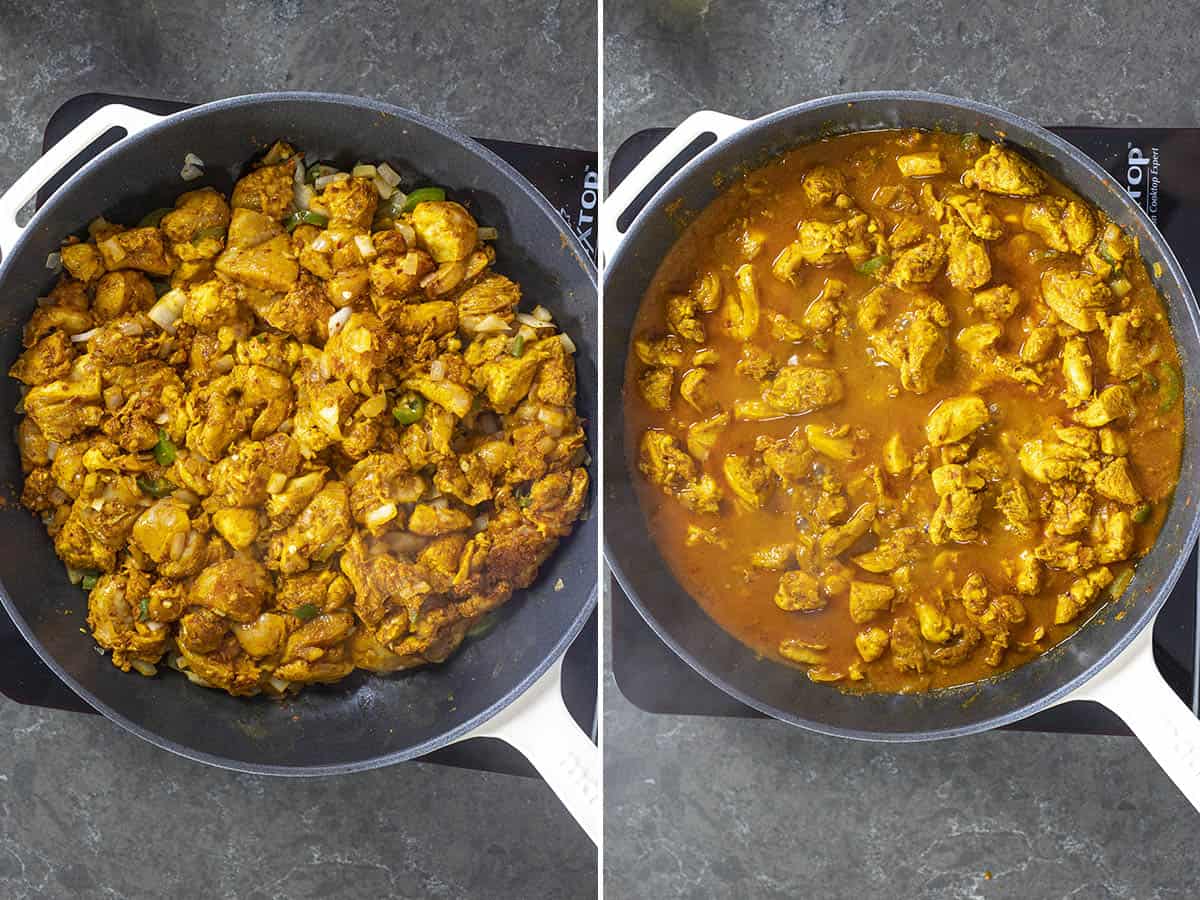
[
  {"left": 0, "top": 93, "right": 597, "bottom": 774},
  {"left": 604, "top": 92, "right": 1200, "bottom": 741}
]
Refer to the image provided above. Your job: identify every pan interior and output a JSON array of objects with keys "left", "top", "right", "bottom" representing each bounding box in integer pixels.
[
  {"left": 604, "top": 92, "right": 1200, "bottom": 740},
  {"left": 0, "top": 94, "right": 597, "bottom": 772}
]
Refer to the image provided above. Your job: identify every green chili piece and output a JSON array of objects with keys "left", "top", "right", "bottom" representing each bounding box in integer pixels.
[
  {"left": 293, "top": 603, "right": 319, "bottom": 621},
  {"left": 1108, "top": 567, "right": 1134, "bottom": 599},
  {"left": 153, "top": 429, "right": 176, "bottom": 466},
  {"left": 136, "top": 476, "right": 176, "bottom": 499},
  {"left": 401, "top": 186, "right": 447, "bottom": 213},
  {"left": 510, "top": 334, "right": 526, "bottom": 358},
  {"left": 392, "top": 393, "right": 426, "bottom": 425},
  {"left": 137, "top": 208, "right": 173, "bottom": 228},
  {"left": 855, "top": 255, "right": 889, "bottom": 276},
  {"left": 1132, "top": 503, "right": 1153, "bottom": 524},
  {"left": 960, "top": 132, "right": 980, "bottom": 151},
  {"left": 81, "top": 574, "right": 99, "bottom": 591},
  {"left": 192, "top": 225, "right": 226, "bottom": 244},
  {"left": 466, "top": 612, "right": 499, "bottom": 640},
  {"left": 138, "top": 597, "right": 150, "bottom": 621},
  {"left": 285, "top": 210, "right": 329, "bottom": 232},
  {"left": 1158, "top": 361, "right": 1183, "bottom": 412}
]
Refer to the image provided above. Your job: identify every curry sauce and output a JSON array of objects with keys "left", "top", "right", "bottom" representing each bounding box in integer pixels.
[{"left": 625, "top": 130, "right": 1183, "bottom": 692}]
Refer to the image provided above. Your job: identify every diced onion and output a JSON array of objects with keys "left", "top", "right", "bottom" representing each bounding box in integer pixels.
[
  {"left": 377, "top": 162, "right": 401, "bottom": 187},
  {"left": 66, "top": 566, "right": 86, "bottom": 585},
  {"left": 269, "top": 677, "right": 291, "bottom": 693},
  {"left": 278, "top": 418, "right": 293, "bottom": 434},
  {"left": 130, "top": 660, "right": 158, "bottom": 676},
  {"left": 372, "top": 176, "right": 395, "bottom": 200},
  {"left": 319, "top": 404, "right": 340, "bottom": 427},
  {"left": 429, "top": 359, "right": 447, "bottom": 380},
  {"left": 100, "top": 237, "right": 126, "bottom": 262},
  {"left": 183, "top": 152, "right": 205, "bottom": 168},
  {"left": 558, "top": 333, "right": 577, "bottom": 354},
  {"left": 146, "top": 621, "right": 166, "bottom": 633},
  {"left": 46, "top": 441, "right": 59, "bottom": 461},
  {"left": 364, "top": 502, "right": 398, "bottom": 528},
  {"left": 212, "top": 355, "right": 235, "bottom": 374},
  {"left": 358, "top": 393, "right": 388, "bottom": 417},
  {"left": 478, "top": 226, "right": 498, "bottom": 241},
  {"left": 787, "top": 354, "right": 800, "bottom": 366},
  {"left": 180, "top": 163, "right": 204, "bottom": 182},
  {"left": 532, "top": 305, "right": 553, "bottom": 322},
  {"left": 352, "top": 164, "right": 377, "bottom": 179},
  {"left": 148, "top": 289, "right": 187, "bottom": 332},
  {"left": 45, "top": 252, "right": 61, "bottom": 271},
  {"left": 395, "top": 222, "right": 415, "bottom": 245},
  {"left": 183, "top": 670, "right": 213, "bottom": 687},
  {"left": 430, "top": 497, "right": 449, "bottom": 510},
  {"left": 311, "top": 235, "right": 331, "bottom": 252},
  {"left": 314, "top": 172, "right": 349, "bottom": 190},
  {"left": 169, "top": 532, "right": 187, "bottom": 561},
  {"left": 386, "top": 531, "right": 428, "bottom": 555},
  {"left": 328, "top": 306, "right": 353, "bottom": 336},
  {"left": 467, "top": 314, "right": 512, "bottom": 334},
  {"left": 172, "top": 489, "right": 199, "bottom": 506},
  {"left": 266, "top": 472, "right": 288, "bottom": 494},
  {"left": 70, "top": 327, "right": 99, "bottom": 343},
  {"left": 516, "top": 312, "right": 554, "bottom": 329},
  {"left": 472, "top": 514, "right": 490, "bottom": 532},
  {"left": 400, "top": 254, "right": 420, "bottom": 275},
  {"left": 117, "top": 321, "right": 144, "bottom": 336},
  {"left": 103, "top": 386, "right": 124, "bottom": 411},
  {"left": 353, "top": 233, "right": 377, "bottom": 260},
  {"left": 154, "top": 412, "right": 169, "bottom": 424},
  {"left": 536, "top": 435, "right": 557, "bottom": 454},
  {"left": 294, "top": 183, "right": 315, "bottom": 212}
]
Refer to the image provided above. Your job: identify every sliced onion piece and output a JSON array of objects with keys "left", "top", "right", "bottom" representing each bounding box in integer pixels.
[
  {"left": 466, "top": 314, "right": 512, "bottom": 334},
  {"left": 328, "top": 306, "right": 353, "bottom": 336},
  {"left": 478, "top": 226, "right": 498, "bottom": 241},
  {"left": 558, "top": 333, "right": 577, "bottom": 354},
  {"left": 353, "top": 233, "right": 377, "bottom": 260},
  {"left": 183, "top": 152, "right": 205, "bottom": 168},
  {"left": 180, "top": 163, "right": 204, "bottom": 182},
  {"left": 515, "top": 312, "right": 554, "bottom": 329},
  {"left": 364, "top": 502, "right": 398, "bottom": 529},
  {"left": 314, "top": 172, "right": 349, "bottom": 190},
  {"left": 395, "top": 222, "right": 415, "bottom": 245},
  {"left": 351, "top": 163, "right": 377, "bottom": 179},
  {"left": 532, "top": 305, "right": 553, "bottom": 322},
  {"left": 293, "top": 182, "right": 315, "bottom": 212},
  {"left": 70, "top": 327, "right": 99, "bottom": 343},
  {"left": 376, "top": 162, "right": 401, "bottom": 187},
  {"left": 429, "top": 359, "right": 447, "bottom": 380},
  {"left": 46, "top": 441, "right": 59, "bottom": 461},
  {"left": 117, "top": 321, "right": 144, "bottom": 336},
  {"left": 372, "top": 176, "right": 395, "bottom": 200},
  {"left": 45, "top": 251, "right": 61, "bottom": 271},
  {"left": 310, "top": 234, "right": 331, "bottom": 253},
  {"left": 212, "top": 355, "right": 235, "bottom": 373}
]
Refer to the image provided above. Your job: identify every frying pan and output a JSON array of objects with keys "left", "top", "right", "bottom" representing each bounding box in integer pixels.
[
  {"left": 603, "top": 91, "right": 1200, "bottom": 811},
  {"left": 0, "top": 93, "right": 598, "bottom": 842}
]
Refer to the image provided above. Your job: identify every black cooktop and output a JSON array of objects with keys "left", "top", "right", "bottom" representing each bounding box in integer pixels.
[
  {"left": 0, "top": 93, "right": 598, "bottom": 778},
  {"left": 608, "top": 124, "right": 1200, "bottom": 736}
]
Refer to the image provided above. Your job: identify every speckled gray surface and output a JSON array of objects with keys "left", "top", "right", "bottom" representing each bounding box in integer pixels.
[
  {"left": 0, "top": 2, "right": 596, "bottom": 898},
  {"left": 604, "top": 1, "right": 1200, "bottom": 898}
]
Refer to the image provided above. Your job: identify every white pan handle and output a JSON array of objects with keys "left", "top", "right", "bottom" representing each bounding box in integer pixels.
[
  {"left": 601, "top": 109, "right": 748, "bottom": 262},
  {"left": 0, "top": 103, "right": 164, "bottom": 257},
  {"left": 1060, "top": 610, "right": 1200, "bottom": 812},
  {"left": 462, "top": 654, "right": 600, "bottom": 844}
]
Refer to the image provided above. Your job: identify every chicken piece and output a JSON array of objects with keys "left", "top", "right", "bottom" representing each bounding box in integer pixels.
[
  {"left": 408, "top": 504, "right": 473, "bottom": 536},
  {"left": 1035, "top": 539, "right": 1097, "bottom": 572},
  {"left": 722, "top": 454, "right": 773, "bottom": 508},
  {"left": 344, "top": 452, "right": 424, "bottom": 532},
  {"left": 187, "top": 558, "right": 272, "bottom": 624},
  {"left": 411, "top": 201, "right": 478, "bottom": 263},
  {"left": 995, "top": 479, "right": 1036, "bottom": 535},
  {"left": 679, "top": 368, "right": 717, "bottom": 414},
  {"left": 181, "top": 277, "right": 244, "bottom": 332},
  {"left": 1074, "top": 384, "right": 1136, "bottom": 427},
  {"left": 819, "top": 503, "right": 877, "bottom": 559},
  {"left": 721, "top": 264, "right": 760, "bottom": 340},
  {"left": 972, "top": 284, "right": 1020, "bottom": 321},
  {"left": 271, "top": 481, "right": 353, "bottom": 574},
  {"left": 161, "top": 187, "right": 231, "bottom": 244},
  {"left": 855, "top": 626, "right": 890, "bottom": 662},
  {"left": 1041, "top": 270, "right": 1112, "bottom": 333},
  {"left": 1017, "top": 438, "right": 1099, "bottom": 483},
  {"left": 925, "top": 395, "right": 989, "bottom": 446},
  {"left": 775, "top": 571, "right": 824, "bottom": 612},
  {"left": 265, "top": 276, "right": 335, "bottom": 343},
  {"left": 929, "top": 471, "right": 984, "bottom": 544},
  {"left": 872, "top": 297, "right": 950, "bottom": 395},
  {"left": 1054, "top": 567, "right": 1114, "bottom": 625},
  {"left": 446, "top": 273, "right": 516, "bottom": 332},
  {"left": 888, "top": 217, "right": 927, "bottom": 250},
  {"left": 1104, "top": 313, "right": 1146, "bottom": 382},
  {"left": 750, "top": 544, "right": 795, "bottom": 571},
  {"left": 1095, "top": 510, "right": 1134, "bottom": 564},
  {"left": 778, "top": 639, "right": 827, "bottom": 666},
  {"left": 804, "top": 424, "right": 858, "bottom": 462},
  {"left": 857, "top": 286, "right": 889, "bottom": 331},
  {"left": 887, "top": 237, "right": 945, "bottom": 291},
  {"left": 131, "top": 498, "right": 192, "bottom": 564},
  {"left": 215, "top": 209, "right": 299, "bottom": 292},
  {"left": 1099, "top": 427, "right": 1129, "bottom": 457},
  {"left": 914, "top": 601, "right": 953, "bottom": 643},
  {"left": 367, "top": 248, "right": 435, "bottom": 311},
  {"left": 761, "top": 428, "right": 811, "bottom": 480},
  {"left": 666, "top": 293, "right": 705, "bottom": 343},
  {"left": 890, "top": 616, "right": 927, "bottom": 673},
  {"left": 845, "top": 580, "right": 894, "bottom": 623},
  {"left": 762, "top": 365, "right": 844, "bottom": 415},
  {"left": 93, "top": 270, "right": 157, "bottom": 321},
  {"left": 471, "top": 350, "right": 541, "bottom": 414},
  {"left": 634, "top": 334, "right": 686, "bottom": 368},
  {"left": 23, "top": 302, "right": 93, "bottom": 347},
  {"left": 1012, "top": 552, "right": 1042, "bottom": 595},
  {"left": 852, "top": 528, "right": 918, "bottom": 573},
  {"left": 231, "top": 155, "right": 297, "bottom": 219},
  {"left": 95, "top": 227, "right": 172, "bottom": 275},
  {"left": 943, "top": 224, "right": 991, "bottom": 291},
  {"left": 802, "top": 279, "right": 846, "bottom": 334},
  {"left": 211, "top": 507, "right": 260, "bottom": 551},
  {"left": 1022, "top": 197, "right": 1095, "bottom": 254},
  {"left": 319, "top": 177, "right": 378, "bottom": 230},
  {"left": 231, "top": 612, "right": 288, "bottom": 659},
  {"left": 1061, "top": 338, "right": 1093, "bottom": 408},
  {"left": 967, "top": 145, "right": 1044, "bottom": 197},
  {"left": 638, "top": 430, "right": 722, "bottom": 514},
  {"left": 271, "top": 609, "right": 359, "bottom": 684},
  {"left": 88, "top": 574, "right": 170, "bottom": 670},
  {"left": 944, "top": 193, "right": 1004, "bottom": 240},
  {"left": 956, "top": 323, "right": 1001, "bottom": 355},
  {"left": 23, "top": 355, "right": 103, "bottom": 443},
  {"left": 897, "top": 151, "right": 944, "bottom": 177},
  {"left": 1047, "top": 485, "right": 1093, "bottom": 536},
  {"left": 734, "top": 344, "right": 777, "bottom": 383},
  {"left": 60, "top": 242, "right": 106, "bottom": 282},
  {"left": 9, "top": 331, "right": 74, "bottom": 386},
  {"left": 1094, "top": 458, "right": 1141, "bottom": 504},
  {"left": 803, "top": 164, "right": 846, "bottom": 205},
  {"left": 686, "top": 411, "right": 729, "bottom": 462},
  {"left": 1020, "top": 326, "right": 1056, "bottom": 364}
]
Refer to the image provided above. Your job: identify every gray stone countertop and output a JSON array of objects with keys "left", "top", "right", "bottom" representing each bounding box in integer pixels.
[
  {"left": 0, "top": 2, "right": 596, "bottom": 898},
  {"left": 604, "top": 1, "right": 1200, "bottom": 897}
]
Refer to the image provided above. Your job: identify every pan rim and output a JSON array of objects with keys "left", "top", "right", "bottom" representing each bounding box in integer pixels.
[
  {"left": 603, "top": 88, "right": 1200, "bottom": 742},
  {"left": 0, "top": 90, "right": 597, "bottom": 775}
]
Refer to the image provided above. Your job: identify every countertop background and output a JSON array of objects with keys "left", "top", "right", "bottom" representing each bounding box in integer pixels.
[
  {"left": 0, "top": 2, "right": 597, "bottom": 899},
  {"left": 604, "top": 1, "right": 1200, "bottom": 898}
]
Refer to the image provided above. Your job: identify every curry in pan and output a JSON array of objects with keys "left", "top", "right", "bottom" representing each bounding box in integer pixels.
[
  {"left": 626, "top": 130, "right": 1183, "bottom": 692},
  {"left": 12, "top": 142, "right": 588, "bottom": 697}
]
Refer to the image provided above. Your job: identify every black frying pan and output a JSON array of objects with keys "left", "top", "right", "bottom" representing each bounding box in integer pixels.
[
  {"left": 0, "top": 93, "right": 598, "bottom": 837},
  {"left": 603, "top": 92, "right": 1200, "bottom": 809}
]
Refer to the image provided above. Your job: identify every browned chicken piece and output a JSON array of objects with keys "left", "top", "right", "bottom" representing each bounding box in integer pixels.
[
  {"left": 897, "top": 152, "right": 944, "bottom": 177},
  {"left": 722, "top": 454, "right": 774, "bottom": 508},
  {"left": 762, "top": 365, "right": 844, "bottom": 414},
  {"left": 944, "top": 193, "right": 1004, "bottom": 240},
  {"left": 411, "top": 201, "right": 478, "bottom": 263},
  {"left": 1074, "top": 385, "right": 1136, "bottom": 427},
  {"left": 819, "top": 502, "right": 877, "bottom": 559},
  {"left": 231, "top": 152, "right": 297, "bottom": 219},
  {"left": 967, "top": 145, "right": 1045, "bottom": 196},
  {"left": 318, "top": 177, "right": 378, "bottom": 230},
  {"left": 972, "top": 284, "right": 1020, "bottom": 321},
  {"left": 943, "top": 223, "right": 991, "bottom": 291},
  {"left": 93, "top": 271, "right": 157, "bottom": 320},
  {"left": 60, "top": 242, "right": 107, "bottom": 282},
  {"left": 925, "top": 395, "right": 989, "bottom": 446},
  {"left": 1041, "top": 269, "right": 1112, "bottom": 332},
  {"left": 887, "top": 237, "right": 945, "bottom": 290},
  {"left": 849, "top": 580, "right": 895, "bottom": 623},
  {"left": 1094, "top": 458, "right": 1141, "bottom": 504},
  {"left": 1104, "top": 312, "right": 1148, "bottom": 381},
  {"left": 803, "top": 164, "right": 846, "bottom": 205},
  {"left": 1061, "top": 338, "right": 1094, "bottom": 408},
  {"left": 889, "top": 616, "right": 927, "bottom": 673},
  {"left": 775, "top": 571, "right": 824, "bottom": 611},
  {"left": 929, "top": 463, "right": 985, "bottom": 544},
  {"left": 1022, "top": 196, "right": 1095, "bottom": 254},
  {"left": 638, "top": 429, "right": 722, "bottom": 514},
  {"left": 96, "top": 227, "right": 173, "bottom": 275},
  {"left": 1054, "top": 567, "right": 1113, "bottom": 625},
  {"left": 215, "top": 208, "right": 299, "bottom": 292},
  {"left": 634, "top": 334, "right": 687, "bottom": 368}
]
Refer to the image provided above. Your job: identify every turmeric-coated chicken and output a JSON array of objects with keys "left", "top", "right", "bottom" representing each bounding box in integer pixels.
[{"left": 13, "top": 141, "right": 588, "bottom": 697}]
